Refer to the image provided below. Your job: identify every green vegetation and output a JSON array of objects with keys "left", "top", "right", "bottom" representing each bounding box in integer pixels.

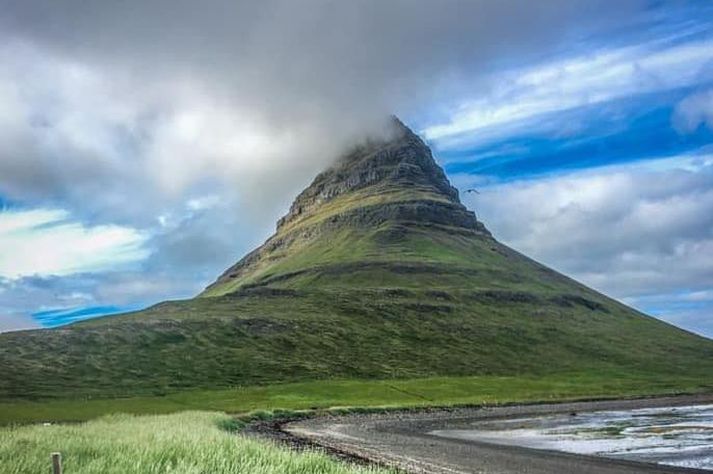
[
  {"left": 4, "top": 283, "right": 713, "bottom": 401},
  {"left": 204, "top": 221, "right": 564, "bottom": 294},
  {"left": 2, "top": 372, "right": 713, "bottom": 425},
  {"left": 0, "top": 411, "right": 386, "bottom": 474},
  {"left": 273, "top": 184, "right": 450, "bottom": 237}
]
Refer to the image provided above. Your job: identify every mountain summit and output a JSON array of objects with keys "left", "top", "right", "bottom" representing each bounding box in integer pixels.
[
  {"left": 204, "top": 117, "right": 489, "bottom": 296},
  {"left": 2, "top": 117, "right": 712, "bottom": 400},
  {"left": 200, "top": 118, "right": 602, "bottom": 307}
]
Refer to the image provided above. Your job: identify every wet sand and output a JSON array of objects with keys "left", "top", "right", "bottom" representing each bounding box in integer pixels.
[{"left": 285, "top": 395, "right": 713, "bottom": 474}]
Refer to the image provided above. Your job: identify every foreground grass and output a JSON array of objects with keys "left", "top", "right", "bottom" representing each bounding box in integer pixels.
[
  {"left": 1, "top": 373, "right": 710, "bottom": 474},
  {"left": 0, "top": 411, "right": 387, "bottom": 474},
  {"left": 2, "top": 371, "right": 712, "bottom": 425}
]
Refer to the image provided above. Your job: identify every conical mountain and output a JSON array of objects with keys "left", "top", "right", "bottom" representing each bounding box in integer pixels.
[
  {"left": 1, "top": 117, "right": 712, "bottom": 401},
  {"left": 200, "top": 118, "right": 606, "bottom": 303}
]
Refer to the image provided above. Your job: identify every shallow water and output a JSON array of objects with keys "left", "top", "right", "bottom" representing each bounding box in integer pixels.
[{"left": 431, "top": 404, "right": 713, "bottom": 470}]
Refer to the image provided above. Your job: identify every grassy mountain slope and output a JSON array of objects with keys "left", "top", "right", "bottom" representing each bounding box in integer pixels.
[{"left": 1, "top": 118, "right": 712, "bottom": 402}]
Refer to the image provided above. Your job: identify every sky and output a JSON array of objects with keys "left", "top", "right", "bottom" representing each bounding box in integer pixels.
[{"left": 0, "top": 1, "right": 711, "bottom": 337}]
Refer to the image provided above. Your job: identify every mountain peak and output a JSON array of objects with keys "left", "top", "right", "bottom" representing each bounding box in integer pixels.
[
  {"left": 204, "top": 117, "right": 489, "bottom": 296},
  {"left": 276, "top": 117, "right": 463, "bottom": 231}
]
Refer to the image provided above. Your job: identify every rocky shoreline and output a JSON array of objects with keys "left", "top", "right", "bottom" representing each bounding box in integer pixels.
[{"left": 247, "top": 394, "right": 713, "bottom": 474}]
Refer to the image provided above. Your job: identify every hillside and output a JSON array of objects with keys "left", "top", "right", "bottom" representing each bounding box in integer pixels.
[{"left": 1, "top": 118, "right": 712, "bottom": 401}]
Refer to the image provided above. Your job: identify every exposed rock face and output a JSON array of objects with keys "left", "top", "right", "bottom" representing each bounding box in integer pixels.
[
  {"left": 204, "top": 117, "right": 490, "bottom": 296},
  {"left": 277, "top": 117, "right": 464, "bottom": 230}
]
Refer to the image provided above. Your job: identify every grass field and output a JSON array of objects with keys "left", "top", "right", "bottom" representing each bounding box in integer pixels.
[
  {"left": 0, "top": 411, "right": 388, "bottom": 474},
  {"left": 3, "top": 371, "right": 713, "bottom": 425},
  {"left": 2, "top": 373, "right": 711, "bottom": 474}
]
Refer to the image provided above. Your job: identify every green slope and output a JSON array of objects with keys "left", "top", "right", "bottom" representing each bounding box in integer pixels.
[{"left": 1, "top": 117, "right": 712, "bottom": 402}]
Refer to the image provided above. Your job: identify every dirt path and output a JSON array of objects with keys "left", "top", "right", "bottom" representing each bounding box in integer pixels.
[{"left": 282, "top": 395, "right": 713, "bottom": 474}]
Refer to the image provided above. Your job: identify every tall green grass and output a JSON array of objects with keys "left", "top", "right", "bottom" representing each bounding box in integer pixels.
[{"left": 0, "top": 411, "right": 386, "bottom": 474}]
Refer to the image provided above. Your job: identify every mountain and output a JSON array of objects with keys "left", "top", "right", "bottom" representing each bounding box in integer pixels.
[{"left": 1, "top": 117, "right": 712, "bottom": 401}]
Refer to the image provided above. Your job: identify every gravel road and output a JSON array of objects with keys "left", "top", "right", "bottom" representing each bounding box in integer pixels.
[{"left": 284, "top": 395, "right": 713, "bottom": 474}]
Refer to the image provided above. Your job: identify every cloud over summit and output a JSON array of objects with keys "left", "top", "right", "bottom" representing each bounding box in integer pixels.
[{"left": 0, "top": 0, "right": 642, "bottom": 222}]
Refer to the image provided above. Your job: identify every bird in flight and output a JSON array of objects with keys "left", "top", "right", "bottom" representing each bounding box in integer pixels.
[{"left": 465, "top": 188, "right": 480, "bottom": 194}]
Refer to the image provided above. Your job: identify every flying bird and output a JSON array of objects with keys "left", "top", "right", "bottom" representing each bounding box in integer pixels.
[{"left": 465, "top": 188, "right": 480, "bottom": 194}]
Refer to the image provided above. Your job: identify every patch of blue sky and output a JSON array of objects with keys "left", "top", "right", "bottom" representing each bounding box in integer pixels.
[
  {"left": 32, "top": 305, "right": 143, "bottom": 328},
  {"left": 436, "top": 87, "right": 713, "bottom": 183},
  {"left": 420, "top": 4, "right": 713, "bottom": 154},
  {"left": 653, "top": 302, "right": 712, "bottom": 318},
  {"left": 0, "top": 195, "right": 17, "bottom": 210},
  {"left": 465, "top": 2, "right": 713, "bottom": 85},
  {"left": 620, "top": 1, "right": 713, "bottom": 45},
  {"left": 640, "top": 296, "right": 713, "bottom": 338}
]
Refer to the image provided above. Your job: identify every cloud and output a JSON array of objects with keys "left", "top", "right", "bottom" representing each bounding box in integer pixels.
[
  {"left": 0, "top": 208, "right": 148, "bottom": 279},
  {"left": 462, "top": 158, "right": 713, "bottom": 337},
  {"left": 0, "top": 1, "right": 645, "bottom": 224},
  {"left": 674, "top": 88, "right": 713, "bottom": 132},
  {"left": 439, "top": 97, "right": 713, "bottom": 182},
  {"left": 424, "top": 35, "right": 713, "bottom": 144}
]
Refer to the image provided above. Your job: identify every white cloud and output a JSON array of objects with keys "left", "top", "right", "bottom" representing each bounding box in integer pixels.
[
  {"left": 464, "top": 158, "right": 713, "bottom": 335},
  {"left": 186, "top": 195, "right": 221, "bottom": 212},
  {"left": 424, "top": 37, "right": 713, "bottom": 142},
  {"left": 682, "top": 290, "right": 713, "bottom": 302},
  {"left": 674, "top": 88, "right": 713, "bottom": 132},
  {"left": 0, "top": 208, "right": 149, "bottom": 279}
]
